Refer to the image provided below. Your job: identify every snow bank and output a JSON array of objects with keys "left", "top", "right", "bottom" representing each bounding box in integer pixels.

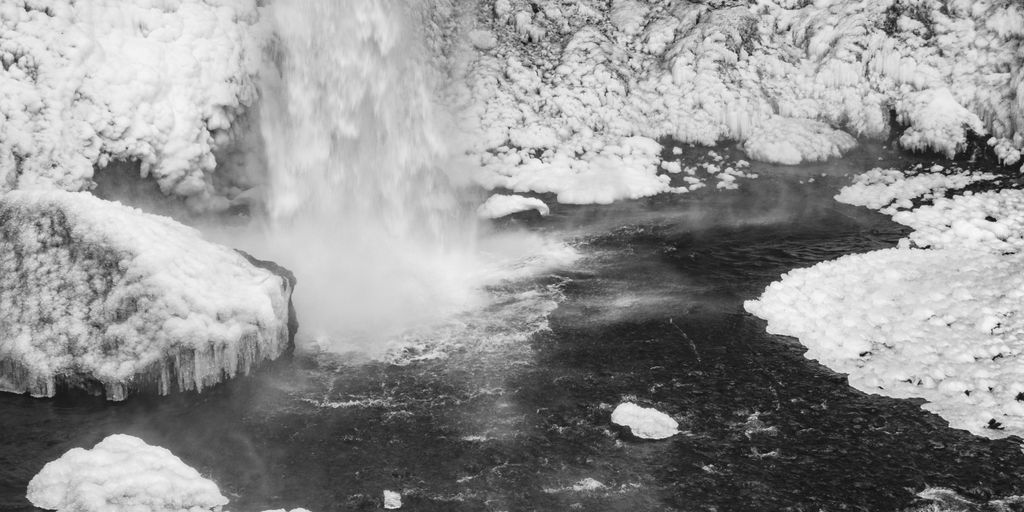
[
  {"left": 0, "top": 0, "right": 264, "bottom": 204},
  {"left": 27, "top": 434, "right": 229, "bottom": 512},
  {"left": 477, "top": 194, "right": 549, "bottom": 218},
  {"left": 28, "top": 434, "right": 312, "bottom": 512},
  {"left": 0, "top": 190, "right": 294, "bottom": 400},
  {"left": 444, "top": 0, "right": 1024, "bottom": 203},
  {"left": 610, "top": 402, "right": 679, "bottom": 440}
]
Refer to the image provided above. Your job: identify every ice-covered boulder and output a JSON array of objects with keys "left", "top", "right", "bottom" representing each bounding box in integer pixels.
[
  {"left": 611, "top": 402, "right": 679, "bottom": 440},
  {"left": 27, "top": 434, "right": 229, "bottom": 512},
  {"left": 0, "top": 190, "right": 296, "bottom": 400},
  {"left": 27, "top": 434, "right": 312, "bottom": 512}
]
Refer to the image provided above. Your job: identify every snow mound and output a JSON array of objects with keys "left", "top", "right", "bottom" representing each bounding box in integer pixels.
[
  {"left": 0, "top": 190, "right": 294, "bottom": 400},
  {"left": 745, "top": 248, "right": 1024, "bottom": 438},
  {"left": 477, "top": 194, "right": 549, "bottom": 219},
  {"left": 610, "top": 402, "right": 678, "bottom": 440},
  {"left": 742, "top": 117, "right": 857, "bottom": 165},
  {"left": 27, "top": 434, "right": 229, "bottom": 512},
  {"left": 0, "top": 0, "right": 264, "bottom": 203},
  {"left": 835, "top": 167, "right": 995, "bottom": 215}
]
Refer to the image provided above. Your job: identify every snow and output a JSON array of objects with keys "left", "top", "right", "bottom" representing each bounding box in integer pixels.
[
  {"left": 477, "top": 194, "right": 549, "bottom": 219},
  {"left": 0, "top": 190, "right": 293, "bottom": 401},
  {"left": 747, "top": 170, "right": 1024, "bottom": 439},
  {"left": 28, "top": 434, "right": 311, "bottom": 512},
  {"left": 0, "top": 0, "right": 264, "bottom": 205},
  {"left": 27, "top": 434, "right": 229, "bottom": 512},
  {"left": 610, "top": 403, "right": 679, "bottom": 440}
]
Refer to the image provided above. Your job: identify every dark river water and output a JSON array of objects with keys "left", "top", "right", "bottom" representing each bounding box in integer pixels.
[{"left": 3, "top": 144, "right": 1024, "bottom": 511}]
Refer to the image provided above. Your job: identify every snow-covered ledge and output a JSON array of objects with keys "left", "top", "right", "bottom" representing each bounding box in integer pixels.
[{"left": 0, "top": 191, "right": 296, "bottom": 400}]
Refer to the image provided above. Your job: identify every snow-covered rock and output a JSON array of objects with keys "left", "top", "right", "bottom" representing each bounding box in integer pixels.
[
  {"left": 27, "top": 434, "right": 229, "bottom": 512},
  {"left": 0, "top": 0, "right": 264, "bottom": 205},
  {"left": 27, "top": 434, "right": 311, "bottom": 512},
  {"left": 0, "top": 190, "right": 295, "bottom": 400},
  {"left": 610, "top": 402, "right": 679, "bottom": 440},
  {"left": 477, "top": 194, "right": 550, "bottom": 219}
]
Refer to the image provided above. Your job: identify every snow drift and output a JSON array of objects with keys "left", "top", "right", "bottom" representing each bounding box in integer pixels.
[{"left": 0, "top": 191, "right": 295, "bottom": 401}]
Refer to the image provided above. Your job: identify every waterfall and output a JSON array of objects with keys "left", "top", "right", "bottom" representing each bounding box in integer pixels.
[{"left": 252, "top": 0, "right": 480, "bottom": 350}]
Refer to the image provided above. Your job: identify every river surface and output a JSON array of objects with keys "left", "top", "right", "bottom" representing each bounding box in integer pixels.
[{"left": 3, "top": 144, "right": 1024, "bottom": 512}]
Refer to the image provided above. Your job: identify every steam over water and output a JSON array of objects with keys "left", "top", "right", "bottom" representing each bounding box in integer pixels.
[{"left": 252, "top": 0, "right": 484, "bottom": 349}]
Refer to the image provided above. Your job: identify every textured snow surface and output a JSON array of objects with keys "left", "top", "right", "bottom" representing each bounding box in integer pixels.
[
  {"left": 27, "top": 434, "right": 229, "bottom": 512},
  {"left": 445, "top": 0, "right": 1024, "bottom": 203},
  {"left": 749, "top": 175, "right": 1024, "bottom": 439},
  {"left": 610, "top": 402, "right": 679, "bottom": 440},
  {"left": 0, "top": 190, "right": 292, "bottom": 400},
  {"left": 477, "top": 194, "right": 550, "bottom": 218},
  {"left": 0, "top": 0, "right": 263, "bottom": 202},
  {"left": 746, "top": 248, "right": 1024, "bottom": 438},
  {"left": 893, "top": 189, "right": 1024, "bottom": 253}
]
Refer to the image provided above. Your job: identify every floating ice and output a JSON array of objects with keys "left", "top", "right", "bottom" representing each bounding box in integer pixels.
[
  {"left": 0, "top": 191, "right": 294, "bottom": 400},
  {"left": 835, "top": 167, "right": 995, "bottom": 214},
  {"left": 383, "top": 490, "right": 402, "bottom": 510},
  {"left": 611, "top": 403, "right": 679, "bottom": 440},
  {"left": 749, "top": 171, "right": 1024, "bottom": 439},
  {"left": 27, "top": 434, "right": 229, "bottom": 512},
  {"left": 477, "top": 194, "right": 550, "bottom": 219}
]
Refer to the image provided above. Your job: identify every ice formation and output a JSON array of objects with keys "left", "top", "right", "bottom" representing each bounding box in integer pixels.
[
  {"left": 0, "top": 191, "right": 295, "bottom": 401},
  {"left": 610, "top": 402, "right": 679, "bottom": 440},
  {"left": 0, "top": 0, "right": 264, "bottom": 206},
  {"left": 477, "top": 194, "right": 550, "bottom": 218},
  {"left": 27, "top": 434, "right": 229, "bottom": 512},
  {"left": 747, "top": 177, "right": 1024, "bottom": 439},
  {"left": 28, "top": 434, "right": 311, "bottom": 512},
  {"left": 446, "top": 0, "right": 1024, "bottom": 203},
  {"left": 835, "top": 166, "right": 995, "bottom": 214}
]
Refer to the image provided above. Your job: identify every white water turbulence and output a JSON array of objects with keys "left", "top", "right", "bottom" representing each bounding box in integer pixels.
[{"left": 251, "top": 0, "right": 483, "bottom": 351}]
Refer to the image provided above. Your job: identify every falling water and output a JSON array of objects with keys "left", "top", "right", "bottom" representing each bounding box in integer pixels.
[{"left": 252, "top": 0, "right": 482, "bottom": 350}]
